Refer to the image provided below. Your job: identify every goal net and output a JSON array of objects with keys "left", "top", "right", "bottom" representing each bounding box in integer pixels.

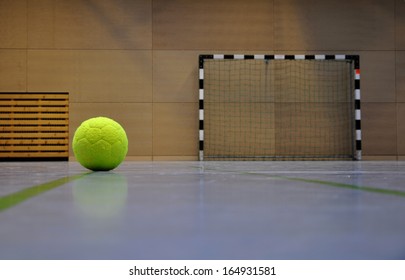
[{"left": 199, "top": 54, "right": 361, "bottom": 161}]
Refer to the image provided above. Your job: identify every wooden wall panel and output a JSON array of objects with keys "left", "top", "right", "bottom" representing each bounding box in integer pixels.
[
  {"left": 396, "top": 0, "right": 405, "bottom": 50},
  {"left": 0, "top": 50, "right": 26, "bottom": 91},
  {"left": 398, "top": 103, "right": 405, "bottom": 156},
  {"left": 153, "top": 51, "right": 199, "bottom": 102},
  {"left": 361, "top": 51, "right": 396, "bottom": 102},
  {"left": 362, "top": 103, "right": 397, "bottom": 156},
  {"left": 28, "top": 0, "right": 152, "bottom": 50},
  {"left": 73, "top": 51, "right": 152, "bottom": 103},
  {"left": 28, "top": 50, "right": 152, "bottom": 103},
  {"left": 274, "top": 0, "right": 395, "bottom": 51},
  {"left": 153, "top": 0, "right": 274, "bottom": 50},
  {"left": 27, "top": 50, "right": 79, "bottom": 94},
  {"left": 0, "top": 0, "right": 27, "bottom": 48},
  {"left": 153, "top": 103, "right": 198, "bottom": 158},
  {"left": 397, "top": 51, "right": 405, "bottom": 102},
  {"left": 27, "top": 0, "right": 55, "bottom": 49}
]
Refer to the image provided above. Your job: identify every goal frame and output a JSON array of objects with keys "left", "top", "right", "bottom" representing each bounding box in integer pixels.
[{"left": 198, "top": 54, "right": 361, "bottom": 161}]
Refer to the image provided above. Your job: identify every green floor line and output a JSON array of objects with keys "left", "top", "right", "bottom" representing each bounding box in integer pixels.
[
  {"left": 275, "top": 176, "right": 405, "bottom": 197},
  {"left": 0, "top": 174, "right": 87, "bottom": 212},
  {"left": 188, "top": 165, "right": 404, "bottom": 198},
  {"left": 244, "top": 172, "right": 405, "bottom": 198}
]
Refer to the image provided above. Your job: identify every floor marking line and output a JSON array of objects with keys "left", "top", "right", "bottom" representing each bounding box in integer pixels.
[
  {"left": 194, "top": 165, "right": 405, "bottom": 198},
  {"left": 275, "top": 176, "right": 405, "bottom": 197},
  {"left": 246, "top": 172, "right": 405, "bottom": 198},
  {"left": 0, "top": 174, "right": 88, "bottom": 212}
]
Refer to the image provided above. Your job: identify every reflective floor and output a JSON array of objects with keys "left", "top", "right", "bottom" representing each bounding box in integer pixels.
[{"left": 1, "top": 161, "right": 405, "bottom": 260}]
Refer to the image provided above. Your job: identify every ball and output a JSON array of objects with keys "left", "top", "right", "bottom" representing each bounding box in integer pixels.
[{"left": 72, "top": 116, "right": 128, "bottom": 171}]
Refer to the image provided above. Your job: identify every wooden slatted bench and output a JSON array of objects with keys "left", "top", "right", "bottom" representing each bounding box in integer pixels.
[{"left": 0, "top": 93, "right": 69, "bottom": 161}]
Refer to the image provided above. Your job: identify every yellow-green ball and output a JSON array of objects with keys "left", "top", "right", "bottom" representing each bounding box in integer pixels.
[{"left": 72, "top": 117, "right": 128, "bottom": 171}]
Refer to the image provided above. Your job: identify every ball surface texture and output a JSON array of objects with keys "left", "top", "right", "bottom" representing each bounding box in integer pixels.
[{"left": 73, "top": 116, "right": 128, "bottom": 171}]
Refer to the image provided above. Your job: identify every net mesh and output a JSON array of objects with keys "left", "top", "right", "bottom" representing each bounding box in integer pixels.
[{"left": 203, "top": 59, "right": 355, "bottom": 160}]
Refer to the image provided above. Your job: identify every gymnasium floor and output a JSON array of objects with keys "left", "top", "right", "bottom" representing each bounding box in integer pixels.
[{"left": 0, "top": 161, "right": 405, "bottom": 260}]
